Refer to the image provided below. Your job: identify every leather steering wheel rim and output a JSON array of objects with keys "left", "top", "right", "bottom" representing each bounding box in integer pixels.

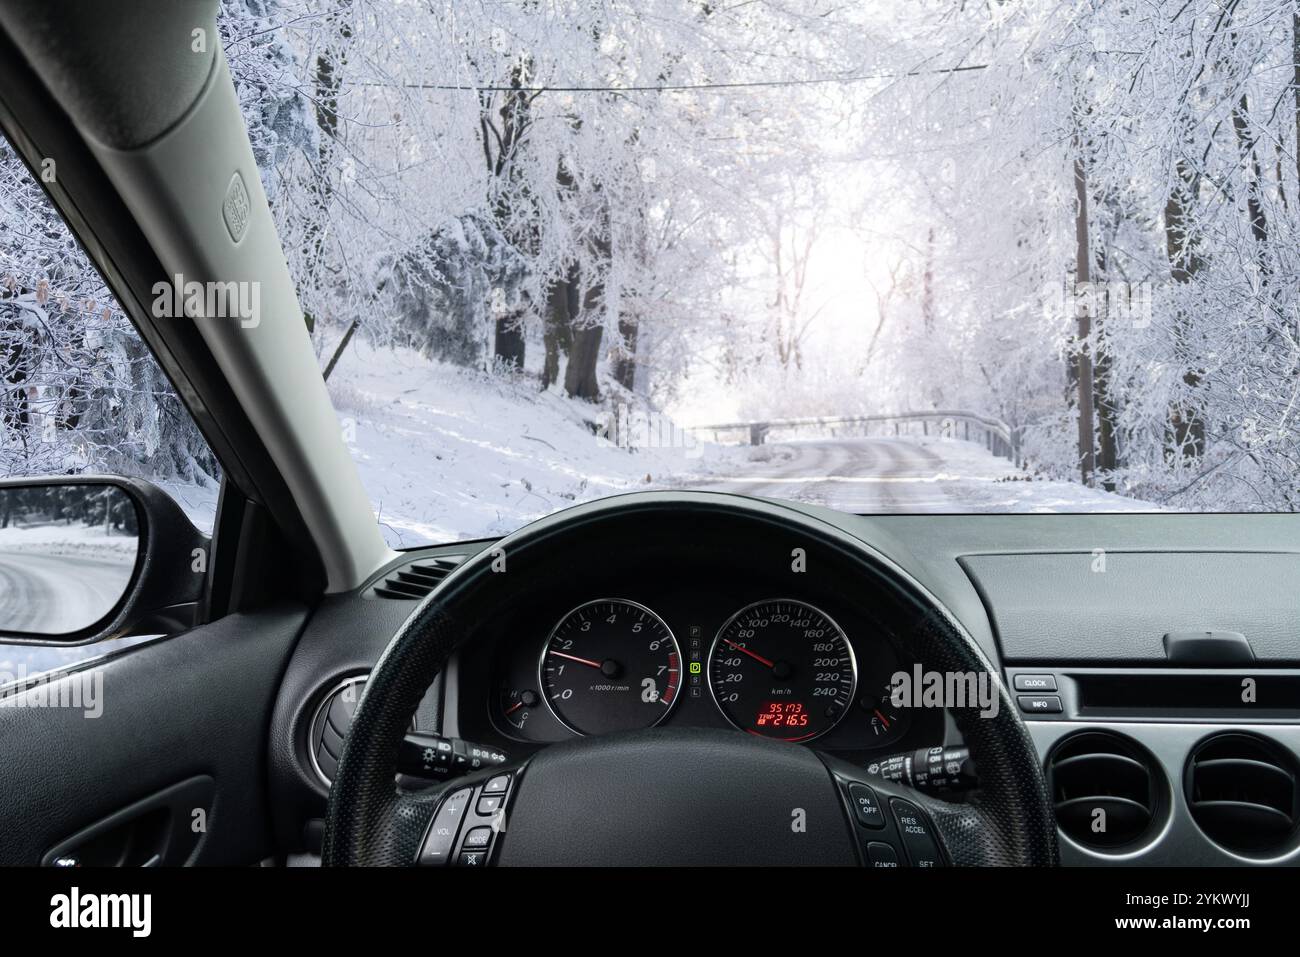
[{"left": 321, "top": 491, "right": 1058, "bottom": 866}]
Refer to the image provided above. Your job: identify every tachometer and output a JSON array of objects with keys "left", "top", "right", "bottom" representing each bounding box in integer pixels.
[
  {"left": 539, "top": 599, "right": 681, "bottom": 736},
  {"left": 709, "top": 599, "right": 856, "bottom": 741}
]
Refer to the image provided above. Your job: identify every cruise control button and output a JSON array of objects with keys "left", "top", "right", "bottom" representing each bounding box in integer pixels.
[
  {"left": 1013, "top": 674, "right": 1056, "bottom": 692},
  {"left": 848, "top": 783, "right": 885, "bottom": 828},
  {"left": 890, "top": 798, "right": 945, "bottom": 867},
  {"left": 866, "top": 842, "right": 900, "bottom": 867},
  {"left": 461, "top": 826, "right": 492, "bottom": 850},
  {"left": 1017, "top": 694, "right": 1062, "bottom": 714},
  {"left": 417, "top": 787, "right": 471, "bottom": 866},
  {"left": 482, "top": 774, "right": 511, "bottom": 795}
]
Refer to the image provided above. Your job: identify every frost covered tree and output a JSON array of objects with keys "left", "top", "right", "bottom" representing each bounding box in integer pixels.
[{"left": 0, "top": 141, "right": 220, "bottom": 487}]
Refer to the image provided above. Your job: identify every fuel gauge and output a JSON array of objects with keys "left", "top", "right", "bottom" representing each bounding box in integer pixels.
[{"left": 861, "top": 687, "right": 911, "bottom": 748}]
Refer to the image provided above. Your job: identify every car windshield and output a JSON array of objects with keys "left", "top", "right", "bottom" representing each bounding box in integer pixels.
[{"left": 226, "top": 1, "right": 1297, "bottom": 547}]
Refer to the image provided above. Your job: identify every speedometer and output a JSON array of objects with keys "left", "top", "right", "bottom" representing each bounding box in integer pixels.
[{"left": 708, "top": 599, "right": 856, "bottom": 741}]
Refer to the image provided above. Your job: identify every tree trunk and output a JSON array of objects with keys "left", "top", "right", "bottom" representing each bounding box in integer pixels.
[
  {"left": 542, "top": 271, "right": 574, "bottom": 389},
  {"left": 1094, "top": 219, "right": 1120, "bottom": 489},
  {"left": 302, "top": 2, "right": 354, "bottom": 335},
  {"left": 1294, "top": 13, "right": 1300, "bottom": 196},
  {"left": 920, "top": 227, "right": 936, "bottom": 334},
  {"left": 1231, "top": 94, "right": 1270, "bottom": 276},
  {"left": 564, "top": 323, "right": 603, "bottom": 400},
  {"left": 564, "top": 262, "right": 605, "bottom": 401},
  {"left": 1095, "top": 349, "right": 1118, "bottom": 487},
  {"left": 1072, "top": 155, "right": 1097, "bottom": 487},
  {"left": 612, "top": 313, "right": 639, "bottom": 391},
  {"left": 493, "top": 312, "right": 526, "bottom": 371},
  {"left": 487, "top": 63, "right": 540, "bottom": 370},
  {"left": 1163, "top": 155, "right": 1206, "bottom": 458},
  {"left": 322, "top": 317, "right": 359, "bottom": 382}
]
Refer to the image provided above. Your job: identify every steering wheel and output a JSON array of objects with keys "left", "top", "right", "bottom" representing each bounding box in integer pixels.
[{"left": 322, "top": 492, "right": 1057, "bottom": 866}]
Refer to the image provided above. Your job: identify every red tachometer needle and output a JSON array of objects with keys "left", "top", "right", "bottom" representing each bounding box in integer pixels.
[
  {"left": 548, "top": 649, "right": 604, "bottom": 669},
  {"left": 723, "top": 638, "right": 775, "bottom": 669}
]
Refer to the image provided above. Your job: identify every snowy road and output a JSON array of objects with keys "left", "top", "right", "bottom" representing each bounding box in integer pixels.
[
  {"left": 692, "top": 436, "right": 1156, "bottom": 513},
  {"left": 0, "top": 550, "right": 136, "bottom": 634},
  {"left": 696, "top": 437, "right": 960, "bottom": 510}
]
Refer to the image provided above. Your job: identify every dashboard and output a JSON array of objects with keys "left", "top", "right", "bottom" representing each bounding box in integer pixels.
[{"left": 270, "top": 503, "right": 1300, "bottom": 866}]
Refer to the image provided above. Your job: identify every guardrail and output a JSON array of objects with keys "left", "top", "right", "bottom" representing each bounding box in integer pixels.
[{"left": 684, "top": 410, "right": 1019, "bottom": 464}]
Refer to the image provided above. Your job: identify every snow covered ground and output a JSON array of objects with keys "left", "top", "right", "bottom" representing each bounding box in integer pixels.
[
  {"left": 327, "top": 341, "right": 720, "bottom": 548},
  {"left": 325, "top": 344, "right": 1159, "bottom": 549}
]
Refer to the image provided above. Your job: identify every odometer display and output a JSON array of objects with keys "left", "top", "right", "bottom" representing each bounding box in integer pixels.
[
  {"left": 709, "top": 599, "right": 856, "bottom": 741},
  {"left": 540, "top": 599, "right": 681, "bottom": 736}
]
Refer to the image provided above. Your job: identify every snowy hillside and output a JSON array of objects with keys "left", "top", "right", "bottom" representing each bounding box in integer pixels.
[{"left": 327, "top": 341, "right": 721, "bottom": 548}]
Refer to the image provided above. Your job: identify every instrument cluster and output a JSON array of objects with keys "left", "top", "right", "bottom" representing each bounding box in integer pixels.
[{"left": 480, "top": 589, "right": 937, "bottom": 755}]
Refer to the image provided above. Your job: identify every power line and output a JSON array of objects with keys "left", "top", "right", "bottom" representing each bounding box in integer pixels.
[{"left": 382, "top": 63, "right": 988, "bottom": 94}]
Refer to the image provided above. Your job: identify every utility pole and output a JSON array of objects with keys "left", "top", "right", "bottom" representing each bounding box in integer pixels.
[{"left": 1073, "top": 153, "right": 1097, "bottom": 487}]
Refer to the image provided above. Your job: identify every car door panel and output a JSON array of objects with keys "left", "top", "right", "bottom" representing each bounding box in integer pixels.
[{"left": 0, "top": 604, "right": 307, "bottom": 866}]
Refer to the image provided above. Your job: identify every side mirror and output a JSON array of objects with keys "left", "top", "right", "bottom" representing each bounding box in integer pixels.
[{"left": 0, "top": 476, "right": 208, "bottom": 643}]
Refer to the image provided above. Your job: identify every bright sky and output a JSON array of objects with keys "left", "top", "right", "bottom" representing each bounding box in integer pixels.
[{"left": 668, "top": 218, "right": 907, "bottom": 427}]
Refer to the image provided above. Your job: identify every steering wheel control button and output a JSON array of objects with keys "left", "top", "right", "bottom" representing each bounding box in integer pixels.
[
  {"left": 889, "top": 799, "right": 945, "bottom": 867},
  {"left": 1013, "top": 674, "right": 1057, "bottom": 692},
  {"left": 865, "top": 842, "right": 900, "bottom": 867},
  {"left": 418, "top": 787, "right": 472, "bottom": 866},
  {"left": 421, "top": 772, "right": 516, "bottom": 867},
  {"left": 476, "top": 794, "right": 504, "bottom": 816},
  {"left": 1017, "top": 694, "right": 1063, "bottom": 715},
  {"left": 848, "top": 783, "right": 886, "bottom": 828}
]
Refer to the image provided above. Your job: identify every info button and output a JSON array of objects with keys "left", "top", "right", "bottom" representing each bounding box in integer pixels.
[{"left": 1017, "top": 695, "right": 1062, "bottom": 715}]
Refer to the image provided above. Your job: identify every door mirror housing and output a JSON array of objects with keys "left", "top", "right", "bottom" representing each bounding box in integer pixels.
[{"left": 0, "top": 476, "right": 208, "bottom": 643}]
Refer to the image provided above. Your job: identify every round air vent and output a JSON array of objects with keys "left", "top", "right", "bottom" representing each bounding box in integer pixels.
[
  {"left": 1185, "top": 733, "right": 1300, "bottom": 857},
  {"left": 309, "top": 676, "right": 368, "bottom": 786},
  {"left": 1046, "top": 731, "right": 1165, "bottom": 851}
]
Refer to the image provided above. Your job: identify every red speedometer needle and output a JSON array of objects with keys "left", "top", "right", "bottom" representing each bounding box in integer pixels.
[
  {"left": 548, "top": 649, "right": 604, "bottom": 669},
  {"left": 723, "top": 638, "right": 775, "bottom": 669}
]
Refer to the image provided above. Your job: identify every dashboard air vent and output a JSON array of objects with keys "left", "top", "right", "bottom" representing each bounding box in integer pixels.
[
  {"left": 309, "top": 676, "right": 367, "bottom": 785},
  {"left": 1047, "top": 731, "right": 1163, "bottom": 850},
  {"left": 373, "top": 556, "right": 464, "bottom": 600},
  {"left": 1186, "top": 733, "right": 1299, "bottom": 856}
]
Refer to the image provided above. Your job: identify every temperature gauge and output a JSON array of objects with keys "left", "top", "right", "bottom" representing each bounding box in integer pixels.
[{"left": 499, "top": 685, "right": 540, "bottom": 732}]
